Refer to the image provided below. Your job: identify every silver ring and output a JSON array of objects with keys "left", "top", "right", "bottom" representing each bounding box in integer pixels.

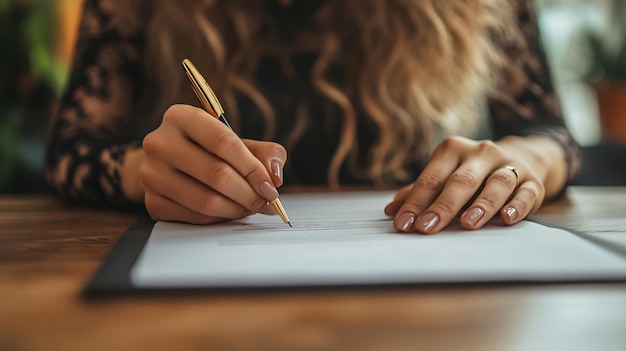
[{"left": 504, "top": 165, "right": 519, "bottom": 187}]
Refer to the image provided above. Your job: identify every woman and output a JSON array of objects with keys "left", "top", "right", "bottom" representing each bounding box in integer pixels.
[{"left": 45, "top": 0, "right": 580, "bottom": 234}]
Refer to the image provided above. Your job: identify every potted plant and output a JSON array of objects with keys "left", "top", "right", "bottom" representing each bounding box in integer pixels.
[
  {"left": 578, "top": 1, "right": 626, "bottom": 143},
  {"left": 0, "top": 0, "right": 77, "bottom": 193}
]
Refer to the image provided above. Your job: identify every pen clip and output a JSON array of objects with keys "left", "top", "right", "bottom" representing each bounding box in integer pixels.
[{"left": 182, "top": 59, "right": 225, "bottom": 119}]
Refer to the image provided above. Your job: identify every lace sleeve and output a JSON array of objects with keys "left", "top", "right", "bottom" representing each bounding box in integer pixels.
[
  {"left": 45, "top": 0, "right": 148, "bottom": 209},
  {"left": 488, "top": 0, "right": 581, "bottom": 184}
]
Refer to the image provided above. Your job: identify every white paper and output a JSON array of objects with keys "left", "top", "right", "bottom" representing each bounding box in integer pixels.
[{"left": 131, "top": 191, "right": 626, "bottom": 288}]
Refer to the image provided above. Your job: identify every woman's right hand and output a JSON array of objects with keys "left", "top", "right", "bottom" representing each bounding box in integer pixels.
[{"left": 140, "top": 104, "right": 287, "bottom": 224}]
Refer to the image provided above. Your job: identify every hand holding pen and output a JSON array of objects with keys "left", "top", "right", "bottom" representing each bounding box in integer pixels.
[{"left": 140, "top": 59, "right": 290, "bottom": 225}]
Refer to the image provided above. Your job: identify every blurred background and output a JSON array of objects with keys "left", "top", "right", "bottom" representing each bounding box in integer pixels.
[
  {"left": 0, "top": 0, "right": 625, "bottom": 194},
  {"left": 537, "top": 0, "right": 626, "bottom": 185},
  {"left": 0, "top": 0, "right": 81, "bottom": 193}
]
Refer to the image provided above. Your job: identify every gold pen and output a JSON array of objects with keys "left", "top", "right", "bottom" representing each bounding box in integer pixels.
[{"left": 182, "top": 58, "right": 291, "bottom": 227}]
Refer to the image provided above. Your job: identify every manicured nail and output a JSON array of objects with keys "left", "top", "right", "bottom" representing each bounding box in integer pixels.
[
  {"left": 505, "top": 206, "right": 518, "bottom": 221},
  {"left": 418, "top": 212, "right": 439, "bottom": 233},
  {"left": 259, "top": 181, "right": 279, "bottom": 201},
  {"left": 396, "top": 212, "right": 416, "bottom": 232},
  {"left": 465, "top": 207, "right": 485, "bottom": 226},
  {"left": 271, "top": 160, "right": 283, "bottom": 183}
]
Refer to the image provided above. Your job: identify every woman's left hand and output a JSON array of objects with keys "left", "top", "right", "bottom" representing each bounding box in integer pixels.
[{"left": 384, "top": 135, "right": 567, "bottom": 234}]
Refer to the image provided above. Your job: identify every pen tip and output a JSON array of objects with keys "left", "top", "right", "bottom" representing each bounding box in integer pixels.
[{"left": 287, "top": 222, "right": 292, "bottom": 227}]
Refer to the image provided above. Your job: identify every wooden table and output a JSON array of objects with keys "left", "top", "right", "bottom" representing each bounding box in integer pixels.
[{"left": 1, "top": 187, "right": 625, "bottom": 351}]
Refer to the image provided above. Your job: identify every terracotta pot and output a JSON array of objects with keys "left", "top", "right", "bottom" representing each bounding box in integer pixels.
[{"left": 594, "top": 84, "right": 626, "bottom": 143}]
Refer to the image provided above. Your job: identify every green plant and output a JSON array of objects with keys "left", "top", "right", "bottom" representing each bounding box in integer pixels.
[
  {"left": 583, "top": 30, "right": 626, "bottom": 85},
  {"left": 0, "top": 0, "right": 68, "bottom": 193},
  {"left": 579, "top": 1, "right": 626, "bottom": 85}
]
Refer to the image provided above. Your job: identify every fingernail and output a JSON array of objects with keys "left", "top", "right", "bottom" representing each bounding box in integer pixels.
[
  {"left": 418, "top": 212, "right": 439, "bottom": 233},
  {"left": 505, "top": 206, "right": 518, "bottom": 221},
  {"left": 396, "top": 212, "right": 416, "bottom": 232},
  {"left": 259, "top": 202, "right": 277, "bottom": 215},
  {"left": 271, "top": 160, "right": 283, "bottom": 184},
  {"left": 259, "top": 181, "right": 279, "bottom": 201},
  {"left": 465, "top": 207, "right": 485, "bottom": 226}
]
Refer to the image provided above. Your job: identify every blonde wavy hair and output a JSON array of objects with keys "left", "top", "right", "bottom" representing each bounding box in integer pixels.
[{"left": 145, "top": 0, "right": 521, "bottom": 188}]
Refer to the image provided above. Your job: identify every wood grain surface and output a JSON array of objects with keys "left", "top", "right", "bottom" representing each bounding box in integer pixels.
[{"left": 1, "top": 188, "right": 625, "bottom": 351}]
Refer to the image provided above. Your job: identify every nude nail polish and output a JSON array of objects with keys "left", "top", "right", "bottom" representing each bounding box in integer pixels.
[
  {"left": 466, "top": 207, "right": 485, "bottom": 226},
  {"left": 419, "top": 212, "right": 439, "bottom": 233},
  {"left": 259, "top": 181, "right": 279, "bottom": 201},
  {"left": 505, "top": 207, "right": 518, "bottom": 221},
  {"left": 396, "top": 212, "right": 416, "bottom": 232},
  {"left": 271, "top": 160, "right": 283, "bottom": 183}
]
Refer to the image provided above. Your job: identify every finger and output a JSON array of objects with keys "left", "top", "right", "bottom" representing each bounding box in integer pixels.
[
  {"left": 244, "top": 139, "right": 288, "bottom": 187},
  {"left": 392, "top": 141, "right": 467, "bottom": 232},
  {"left": 145, "top": 191, "right": 228, "bottom": 224},
  {"left": 500, "top": 180, "right": 544, "bottom": 225},
  {"left": 460, "top": 166, "right": 520, "bottom": 230},
  {"left": 384, "top": 185, "right": 412, "bottom": 217},
  {"left": 392, "top": 165, "right": 457, "bottom": 233},
  {"left": 393, "top": 137, "right": 496, "bottom": 233},
  {"left": 147, "top": 129, "right": 267, "bottom": 212},
  {"left": 166, "top": 104, "right": 280, "bottom": 202},
  {"left": 411, "top": 159, "right": 495, "bottom": 234},
  {"left": 141, "top": 160, "right": 255, "bottom": 220}
]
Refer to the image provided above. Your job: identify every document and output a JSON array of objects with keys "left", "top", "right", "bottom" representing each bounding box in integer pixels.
[{"left": 130, "top": 191, "right": 626, "bottom": 289}]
